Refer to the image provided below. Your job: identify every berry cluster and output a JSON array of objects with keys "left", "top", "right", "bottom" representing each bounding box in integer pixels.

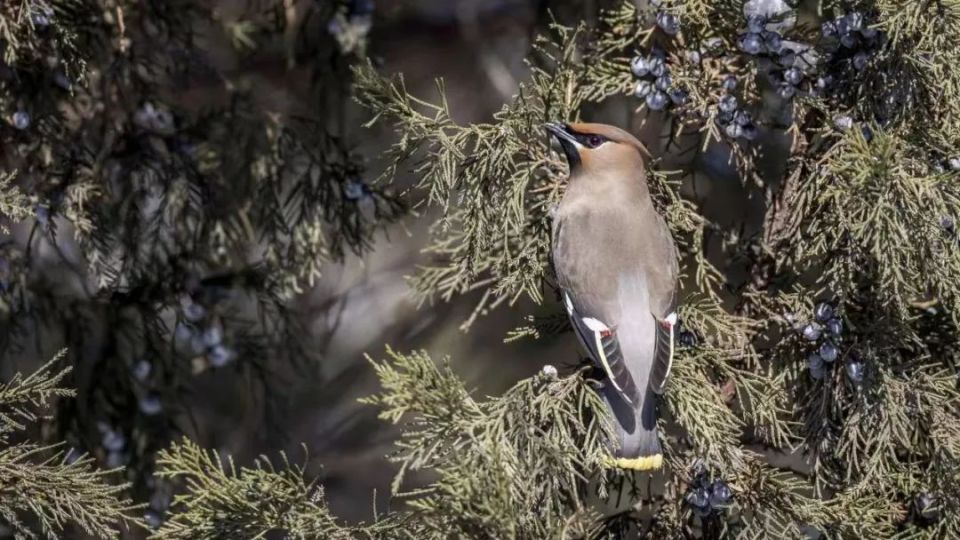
[
  {"left": 820, "top": 12, "right": 884, "bottom": 75},
  {"left": 801, "top": 302, "right": 842, "bottom": 379},
  {"left": 816, "top": 12, "right": 887, "bottom": 133},
  {"left": 675, "top": 318, "right": 698, "bottom": 348},
  {"left": 738, "top": 15, "right": 785, "bottom": 57},
  {"left": 97, "top": 421, "right": 128, "bottom": 468},
  {"left": 912, "top": 492, "right": 941, "bottom": 525},
  {"left": 800, "top": 302, "right": 864, "bottom": 383},
  {"left": 327, "top": 0, "right": 375, "bottom": 54},
  {"left": 174, "top": 294, "right": 235, "bottom": 369},
  {"left": 684, "top": 467, "right": 733, "bottom": 518},
  {"left": 715, "top": 76, "right": 759, "bottom": 140},
  {"left": 631, "top": 48, "right": 688, "bottom": 112},
  {"left": 103, "top": 366, "right": 175, "bottom": 530},
  {"left": 738, "top": 14, "right": 814, "bottom": 104}
]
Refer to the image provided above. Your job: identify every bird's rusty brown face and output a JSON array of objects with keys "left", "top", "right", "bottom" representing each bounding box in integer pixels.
[
  {"left": 545, "top": 122, "right": 647, "bottom": 173},
  {"left": 545, "top": 122, "right": 612, "bottom": 168}
]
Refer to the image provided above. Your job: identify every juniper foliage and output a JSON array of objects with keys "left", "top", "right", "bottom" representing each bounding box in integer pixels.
[
  {"left": 151, "top": 439, "right": 379, "bottom": 539},
  {"left": 0, "top": 350, "right": 137, "bottom": 539}
]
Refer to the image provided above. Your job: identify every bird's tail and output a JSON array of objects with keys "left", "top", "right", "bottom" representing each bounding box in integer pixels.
[
  {"left": 602, "top": 297, "right": 663, "bottom": 471},
  {"left": 603, "top": 385, "right": 662, "bottom": 471}
]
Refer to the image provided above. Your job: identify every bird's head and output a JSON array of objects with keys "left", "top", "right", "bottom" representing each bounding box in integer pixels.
[{"left": 545, "top": 122, "right": 649, "bottom": 175}]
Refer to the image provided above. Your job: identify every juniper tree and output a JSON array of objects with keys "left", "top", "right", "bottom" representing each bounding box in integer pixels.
[{"left": 5, "top": 0, "right": 960, "bottom": 539}]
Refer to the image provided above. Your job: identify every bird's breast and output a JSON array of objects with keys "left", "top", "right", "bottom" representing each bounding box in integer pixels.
[
  {"left": 553, "top": 205, "right": 641, "bottom": 299},
  {"left": 552, "top": 198, "right": 677, "bottom": 318}
]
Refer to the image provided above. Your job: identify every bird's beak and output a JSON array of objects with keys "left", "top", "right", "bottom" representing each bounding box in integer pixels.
[
  {"left": 545, "top": 122, "right": 578, "bottom": 146},
  {"left": 545, "top": 122, "right": 581, "bottom": 167}
]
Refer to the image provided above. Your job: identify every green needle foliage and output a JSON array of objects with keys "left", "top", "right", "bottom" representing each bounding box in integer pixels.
[
  {"left": 0, "top": 350, "right": 137, "bottom": 539},
  {"left": 152, "top": 440, "right": 380, "bottom": 540},
  {"left": 362, "top": 348, "right": 614, "bottom": 538},
  {"left": 155, "top": 349, "right": 611, "bottom": 539},
  {"left": 352, "top": 14, "right": 647, "bottom": 326},
  {"left": 0, "top": 172, "right": 31, "bottom": 234}
]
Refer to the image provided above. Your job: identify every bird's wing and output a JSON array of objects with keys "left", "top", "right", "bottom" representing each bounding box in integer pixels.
[
  {"left": 562, "top": 291, "right": 641, "bottom": 404},
  {"left": 645, "top": 214, "right": 680, "bottom": 395},
  {"left": 649, "top": 291, "right": 678, "bottom": 395},
  {"left": 563, "top": 286, "right": 677, "bottom": 399}
]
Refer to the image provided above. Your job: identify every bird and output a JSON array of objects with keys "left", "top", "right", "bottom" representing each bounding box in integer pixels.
[{"left": 546, "top": 121, "right": 679, "bottom": 471}]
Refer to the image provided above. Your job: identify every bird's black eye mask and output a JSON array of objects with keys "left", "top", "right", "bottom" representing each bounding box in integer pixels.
[
  {"left": 572, "top": 132, "right": 609, "bottom": 149},
  {"left": 546, "top": 123, "right": 610, "bottom": 169}
]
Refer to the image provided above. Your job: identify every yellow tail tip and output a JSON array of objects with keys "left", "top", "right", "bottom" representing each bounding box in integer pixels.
[{"left": 605, "top": 454, "right": 663, "bottom": 471}]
